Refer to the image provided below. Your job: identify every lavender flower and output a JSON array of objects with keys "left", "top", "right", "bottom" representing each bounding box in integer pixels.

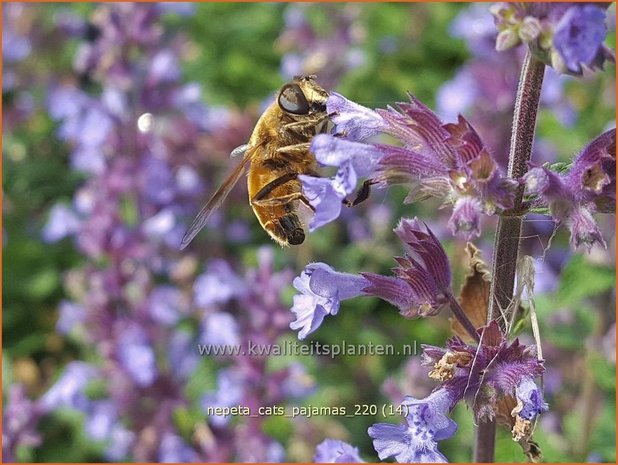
[
  {"left": 368, "top": 388, "right": 456, "bottom": 463},
  {"left": 524, "top": 128, "right": 616, "bottom": 249},
  {"left": 289, "top": 262, "right": 369, "bottom": 340},
  {"left": 314, "top": 439, "right": 365, "bottom": 463},
  {"left": 490, "top": 3, "right": 614, "bottom": 75}
]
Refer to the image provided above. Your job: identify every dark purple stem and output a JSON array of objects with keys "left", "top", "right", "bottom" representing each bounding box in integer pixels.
[{"left": 475, "top": 50, "right": 546, "bottom": 463}]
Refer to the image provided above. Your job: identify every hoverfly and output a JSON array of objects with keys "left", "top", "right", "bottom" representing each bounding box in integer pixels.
[{"left": 180, "top": 75, "right": 331, "bottom": 249}]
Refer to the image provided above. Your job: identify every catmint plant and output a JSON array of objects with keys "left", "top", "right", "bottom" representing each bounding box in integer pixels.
[{"left": 287, "top": 2, "right": 615, "bottom": 463}]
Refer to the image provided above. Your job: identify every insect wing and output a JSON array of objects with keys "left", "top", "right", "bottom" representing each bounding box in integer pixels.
[{"left": 179, "top": 153, "right": 252, "bottom": 249}]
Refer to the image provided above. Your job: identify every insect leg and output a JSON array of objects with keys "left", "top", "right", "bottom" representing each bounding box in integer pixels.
[
  {"left": 344, "top": 179, "right": 374, "bottom": 207},
  {"left": 276, "top": 142, "right": 311, "bottom": 156},
  {"left": 251, "top": 173, "right": 316, "bottom": 211},
  {"left": 251, "top": 173, "right": 298, "bottom": 202}
]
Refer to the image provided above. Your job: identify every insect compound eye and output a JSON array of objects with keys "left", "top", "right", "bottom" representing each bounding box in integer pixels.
[{"left": 278, "top": 84, "right": 310, "bottom": 115}]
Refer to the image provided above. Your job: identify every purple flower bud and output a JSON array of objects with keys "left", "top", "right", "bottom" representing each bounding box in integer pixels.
[
  {"left": 368, "top": 388, "right": 456, "bottom": 463},
  {"left": 314, "top": 439, "right": 365, "bottom": 463},
  {"left": 448, "top": 197, "right": 482, "bottom": 240},
  {"left": 327, "top": 92, "right": 386, "bottom": 141},
  {"left": 289, "top": 262, "right": 369, "bottom": 340},
  {"left": 553, "top": 5, "right": 610, "bottom": 75},
  {"left": 515, "top": 378, "right": 548, "bottom": 422},
  {"left": 567, "top": 206, "right": 606, "bottom": 250},
  {"left": 363, "top": 219, "right": 452, "bottom": 318}
]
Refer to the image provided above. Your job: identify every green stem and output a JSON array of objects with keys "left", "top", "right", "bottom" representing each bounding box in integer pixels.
[{"left": 474, "top": 50, "right": 546, "bottom": 463}]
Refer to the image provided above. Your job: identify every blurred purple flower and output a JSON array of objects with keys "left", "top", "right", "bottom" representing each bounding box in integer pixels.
[
  {"left": 156, "top": 2, "right": 197, "bottom": 17},
  {"left": 2, "top": 384, "right": 43, "bottom": 462},
  {"left": 368, "top": 388, "right": 456, "bottom": 463},
  {"left": 200, "top": 311, "right": 241, "bottom": 347},
  {"left": 281, "top": 362, "right": 316, "bottom": 399},
  {"left": 167, "top": 330, "right": 199, "bottom": 381},
  {"left": 148, "top": 285, "right": 184, "bottom": 325},
  {"left": 42, "top": 204, "right": 81, "bottom": 243},
  {"left": 117, "top": 325, "right": 158, "bottom": 387},
  {"left": 85, "top": 400, "right": 117, "bottom": 441},
  {"left": 159, "top": 432, "right": 200, "bottom": 463},
  {"left": 56, "top": 300, "right": 86, "bottom": 334},
  {"left": 289, "top": 262, "right": 369, "bottom": 340},
  {"left": 194, "top": 259, "right": 247, "bottom": 308},
  {"left": 40, "top": 361, "right": 97, "bottom": 411},
  {"left": 314, "top": 439, "right": 365, "bottom": 463},
  {"left": 201, "top": 368, "right": 245, "bottom": 427}
]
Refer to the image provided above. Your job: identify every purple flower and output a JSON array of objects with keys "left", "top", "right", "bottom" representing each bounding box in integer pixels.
[
  {"left": 553, "top": 5, "right": 610, "bottom": 75},
  {"left": 524, "top": 128, "right": 615, "bottom": 249},
  {"left": 117, "top": 325, "right": 158, "bottom": 387},
  {"left": 327, "top": 92, "right": 386, "bottom": 141},
  {"left": 193, "top": 259, "right": 247, "bottom": 308},
  {"left": 42, "top": 203, "right": 81, "bottom": 243},
  {"left": 85, "top": 400, "right": 117, "bottom": 441},
  {"left": 289, "top": 262, "right": 369, "bottom": 340},
  {"left": 40, "top": 361, "right": 97, "bottom": 411},
  {"left": 148, "top": 285, "right": 184, "bottom": 326},
  {"left": 300, "top": 134, "right": 385, "bottom": 230},
  {"left": 363, "top": 218, "right": 452, "bottom": 318},
  {"left": 421, "top": 322, "right": 546, "bottom": 438},
  {"left": 200, "top": 311, "right": 241, "bottom": 347},
  {"left": 56, "top": 300, "right": 86, "bottom": 335},
  {"left": 167, "top": 330, "right": 199, "bottom": 381},
  {"left": 159, "top": 432, "right": 200, "bottom": 463},
  {"left": 368, "top": 388, "right": 456, "bottom": 463},
  {"left": 3, "top": 384, "right": 43, "bottom": 462},
  {"left": 319, "top": 93, "right": 517, "bottom": 240},
  {"left": 490, "top": 2, "right": 614, "bottom": 76},
  {"left": 201, "top": 368, "right": 245, "bottom": 427},
  {"left": 314, "top": 439, "right": 365, "bottom": 463}
]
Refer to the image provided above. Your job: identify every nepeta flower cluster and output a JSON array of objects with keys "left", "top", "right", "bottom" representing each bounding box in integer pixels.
[
  {"left": 491, "top": 2, "right": 615, "bottom": 75},
  {"left": 290, "top": 218, "right": 464, "bottom": 340},
  {"left": 301, "top": 92, "right": 518, "bottom": 240},
  {"left": 524, "top": 129, "right": 616, "bottom": 250}
]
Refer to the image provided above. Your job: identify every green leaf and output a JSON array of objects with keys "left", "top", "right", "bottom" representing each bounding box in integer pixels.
[{"left": 556, "top": 254, "right": 615, "bottom": 307}]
